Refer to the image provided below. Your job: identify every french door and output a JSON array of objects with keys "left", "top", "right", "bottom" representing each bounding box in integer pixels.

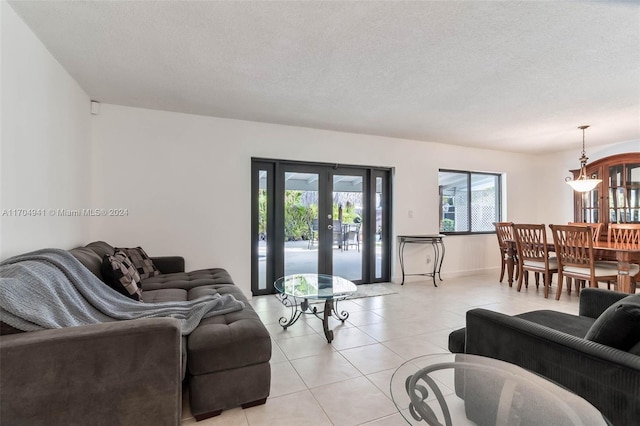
[{"left": 251, "top": 159, "right": 391, "bottom": 295}]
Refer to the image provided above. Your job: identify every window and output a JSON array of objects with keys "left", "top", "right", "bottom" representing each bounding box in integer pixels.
[{"left": 438, "top": 170, "right": 501, "bottom": 233}]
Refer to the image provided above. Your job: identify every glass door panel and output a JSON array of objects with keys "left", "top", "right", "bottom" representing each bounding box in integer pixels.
[
  {"left": 609, "top": 165, "right": 627, "bottom": 223},
  {"left": 257, "top": 170, "right": 268, "bottom": 291},
  {"left": 284, "top": 171, "right": 319, "bottom": 276},
  {"left": 627, "top": 163, "right": 640, "bottom": 223},
  {"left": 332, "top": 173, "right": 364, "bottom": 282},
  {"left": 375, "top": 176, "right": 384, "bottom": 280}
]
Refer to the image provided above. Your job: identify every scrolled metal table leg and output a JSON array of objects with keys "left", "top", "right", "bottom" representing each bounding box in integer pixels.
[
  {"left": 437, "top": 238, "right": 445, "bottom": 281},
  {"left": 278, "top": 294, "right": 303, "bottom": 330},
  {"left": 323, "top": 300, "right": 334, "bottom": 343},
  {"left": 332, "top": 297, "right": 349, "bottom": 322},
  {"left": 400, "top": 239, "right": 407, "bottom": 285}
]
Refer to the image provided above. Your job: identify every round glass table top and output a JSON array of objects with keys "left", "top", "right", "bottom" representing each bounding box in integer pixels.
[
  {"left": 390, "top": 353, "right": 608, "bottom": 426},
  {"left": 273, "top": 274, "right": 357, "bottom": 300}
]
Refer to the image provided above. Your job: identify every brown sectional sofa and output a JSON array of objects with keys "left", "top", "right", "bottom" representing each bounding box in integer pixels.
[{"left": 0, "top": 241, "right": 271, "bottom": 425}]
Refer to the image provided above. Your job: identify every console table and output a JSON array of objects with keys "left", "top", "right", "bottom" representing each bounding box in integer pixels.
[{"left": 398, "top": 234, "right": 445, "bottom": 286}]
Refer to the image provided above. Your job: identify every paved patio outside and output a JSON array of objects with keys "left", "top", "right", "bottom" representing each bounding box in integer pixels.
[{"left": 258, "top": 240, "right": 383, "bottom": 290}]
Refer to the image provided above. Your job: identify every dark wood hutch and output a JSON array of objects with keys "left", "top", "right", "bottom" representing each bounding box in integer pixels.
[{"left": 572, "top": 152, "right": 640, "bottom": 238}]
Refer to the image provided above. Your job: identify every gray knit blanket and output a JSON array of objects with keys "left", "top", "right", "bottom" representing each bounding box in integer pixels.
[{"left": 0, "top": 248, "right": 245, "bottom": 335}]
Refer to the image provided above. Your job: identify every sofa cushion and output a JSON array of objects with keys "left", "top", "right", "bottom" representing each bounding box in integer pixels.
[
  {"left": 100, "top": 252, "right": 143, "bottom": 301},
  {"left": 515, "top": 310, "right": 595, "bottom": 338},
  {"left": 143, "top": 289, "right": 188, "bottom": 303},
  {"left": 116, "top": 247, "right": 160, "bottom": 280},
  {"left": 186, "top": 285, "right": 270, "bottom": 375},
  {"left": 141, "top": 268, "right": 234, "bottom": 291},
  {"left": 585, "top": 293, "right": 640, "bottom": 351},
  {"left": 84, "top": 241, "right": 115, "bottom": 258},
  {"left": 69, "top": 247, "right": 104, "bottom": 280}
]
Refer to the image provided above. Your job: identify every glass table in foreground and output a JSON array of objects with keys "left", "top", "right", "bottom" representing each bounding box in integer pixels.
[
  {"left": 274, "top": 274, "right": 357, "bottom": 343},
  {"left": 390, "top": 353, "right": 609, "bottom": 426}
]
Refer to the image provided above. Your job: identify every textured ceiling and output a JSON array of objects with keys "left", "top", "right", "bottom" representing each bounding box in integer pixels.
[{"left": 8, "top": 0, "right": 640, "bottom": 154}]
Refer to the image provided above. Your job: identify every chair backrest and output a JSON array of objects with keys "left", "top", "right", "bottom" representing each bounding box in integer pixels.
[
  {"left": 567, "top": 222, "right": 603, "bottom": 242},
  {"left": 493, "top": 222, "right": 514, "bottom": 250},
  {"left": 549, "top": 224, "right": 595, "bottom": 269},
  {"left": 513, "top": 224, "right": 550, "bottom": 263},
  {"left": 608, "top": 223, "right": 640, "bottom": 244}
]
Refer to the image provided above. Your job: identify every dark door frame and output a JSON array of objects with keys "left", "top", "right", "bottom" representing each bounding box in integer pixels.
[{"left": 251, "top": 158, "right": 392, "bottom": 296}]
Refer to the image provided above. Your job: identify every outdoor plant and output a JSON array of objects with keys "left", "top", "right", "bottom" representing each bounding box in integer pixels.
[
  {"left": 258, "top": 189, "right": 267, "bottom": 236},
  {"left": 441, "top": 218, "right": 455, "bottom": 232},
  {"left": 284, "top": 191, "right": 314, "bottom": 241}
]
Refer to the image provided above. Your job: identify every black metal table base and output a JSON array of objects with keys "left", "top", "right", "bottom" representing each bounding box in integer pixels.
[
  {"left": 278, "top": 295, "right": 349, "bottom": 343},
  {"left": 398, "top": 235, "right": 445, "bottom": 286}
]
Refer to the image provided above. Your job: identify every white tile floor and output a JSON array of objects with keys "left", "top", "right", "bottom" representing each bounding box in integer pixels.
[{"left": 182, "top": 272, "right": 581, "bottom": 425}]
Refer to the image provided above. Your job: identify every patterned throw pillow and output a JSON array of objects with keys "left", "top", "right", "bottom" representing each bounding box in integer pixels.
[
  {"left": 101, "top": 251, "right": 143, "bottom": 301},
  {"left": 116, "top": 246, "right": 160, "bottom": 280}
]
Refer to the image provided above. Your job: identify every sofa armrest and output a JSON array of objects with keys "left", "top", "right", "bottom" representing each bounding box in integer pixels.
[
  {"left": 465, "top": 308, "right": 640, "bottom": 426},
  {"left": 0, "top": 318, "right": 182, "bottom": 426},
  {"left": 151, "top": 256, "right": 185, "bottom": 274},
  {"left": 578, "top": 288, "right": 629, "bottom": 319}
]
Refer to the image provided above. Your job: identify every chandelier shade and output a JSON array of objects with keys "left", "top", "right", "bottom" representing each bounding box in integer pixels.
[{"left": 565, "top": 125, "right": 602, "bottom": 192}]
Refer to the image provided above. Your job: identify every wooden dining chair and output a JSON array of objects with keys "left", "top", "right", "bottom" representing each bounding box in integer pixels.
[
  {"left": 608, "top": 223, "right": 640, "bottom": 244},
  {"left": 608, "top": 223, "right": 640, "bottom": 288},
  {"left": 549, "top": 225, "right": 618, "bottom": 300},
  {"left": 513, "top": 224, "right": 557, "bottom": 298},
  {"left": 568, "top": 222, "right": 603, "bottom": 242},
  {"left": 567, "top": 222, "right": 605, "bottom": 290},
  {"left": 494, "top": 222, "right": 517, "bottom": 284}
]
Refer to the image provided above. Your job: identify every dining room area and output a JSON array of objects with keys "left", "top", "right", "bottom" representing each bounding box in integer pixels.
[{"left": 489, "top": 151, "right": 640, "bottom": 301}]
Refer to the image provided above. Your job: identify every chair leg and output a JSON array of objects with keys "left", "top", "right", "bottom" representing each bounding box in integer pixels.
[
  {"left": 524, "top": 271, "right": 529, "bottom": 288},
  {"left": 517, "top": 268, "right": 525, "bottom": 292},
  {"left": 499, "top": 259, "right": 506, "bottom": 283},
  {"left": 543, "top": 272, "right": 552, "bottom": 298},
  {"left": 534, "top": 272, "right": 540, "bottom": 288},
  {"left": 555, "top": 273, "right": 564, "bottom": 300}
]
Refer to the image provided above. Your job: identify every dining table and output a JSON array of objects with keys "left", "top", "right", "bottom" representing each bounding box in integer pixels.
[{"left": 505, "top": 240, "right": 640, "bottom": 294}]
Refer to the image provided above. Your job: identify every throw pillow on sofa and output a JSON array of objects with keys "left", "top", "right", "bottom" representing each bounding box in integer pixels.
[
  {"left": 115, "top": 246, "right": 160, "bottom": 280},
  {"left": 585, "top": 293, "right": 640, "bottom": 351},
  {"left": 101, "top": 251, "right": 143, "bottom": 301}
]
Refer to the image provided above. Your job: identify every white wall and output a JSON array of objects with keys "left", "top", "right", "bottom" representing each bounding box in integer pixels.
[
  {"left": 0, "top": 2, "right": 92, "bottom": 259},
  {"left": 90, "top": 104, "right": 545, "bottom": 296}
]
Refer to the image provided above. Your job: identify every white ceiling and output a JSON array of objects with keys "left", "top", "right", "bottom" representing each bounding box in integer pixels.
[{"left": 8, "top": 0, "right": 640, "bottom": 154}]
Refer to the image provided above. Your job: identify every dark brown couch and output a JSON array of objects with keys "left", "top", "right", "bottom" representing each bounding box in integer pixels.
[{"left": 0, "top": 241, "right": 271, "bottom": 425}]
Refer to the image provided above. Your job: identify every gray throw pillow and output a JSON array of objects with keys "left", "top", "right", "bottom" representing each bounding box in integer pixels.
[{"left": 585, "top": 293, "right": 640, "bottom": 351}]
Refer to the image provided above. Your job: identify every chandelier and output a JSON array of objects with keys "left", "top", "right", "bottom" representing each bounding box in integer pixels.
[{"left": 565, "top": 125, "right": 602, "bottom": 192}]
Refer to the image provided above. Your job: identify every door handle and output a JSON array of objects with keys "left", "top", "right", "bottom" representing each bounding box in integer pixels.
[{"left": 328, "top": 225, "right": 333, "bottom": 230}]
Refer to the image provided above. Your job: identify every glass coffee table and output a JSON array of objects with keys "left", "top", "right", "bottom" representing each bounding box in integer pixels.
[
  {"left": 390, "top": 353, "right": 608, "bottom": 425},
  {"left": 274, "top": 274, "right": 357, "bottom": 343}
]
